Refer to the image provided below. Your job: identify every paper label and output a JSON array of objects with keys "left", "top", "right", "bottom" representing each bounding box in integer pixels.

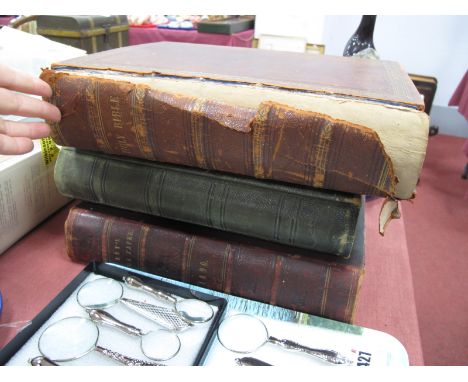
[{"left": 40, "top": 137, "right": 60, "bottom": 166}]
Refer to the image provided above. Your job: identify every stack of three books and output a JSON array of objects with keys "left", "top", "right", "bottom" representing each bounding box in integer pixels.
[{"left": 43, "top": 42, "right": 428, "bottom": 324}]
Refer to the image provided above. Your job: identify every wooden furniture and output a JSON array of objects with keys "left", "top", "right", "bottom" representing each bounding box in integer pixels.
[
  {"left": 410, "top": 74, "right": 437, "bottom": 115},
  {"left": 410, "top": 73, "right": 439, "bottom": 136}
]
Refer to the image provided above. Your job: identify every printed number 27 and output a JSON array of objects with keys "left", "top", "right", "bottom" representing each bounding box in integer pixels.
[{"left": 357, "top": 351, "right": 372, "bottom": 366}]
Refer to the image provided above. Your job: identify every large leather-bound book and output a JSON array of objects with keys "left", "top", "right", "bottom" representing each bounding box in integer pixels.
[
  {"left": 65, "top": 201, "right": 365, "bottom": 323},
  {"left": 55, "top": 147, "right": 361, "bottom": 257},
  {"left": 40, "top": 42, "right": 429, "bottom": 202}
]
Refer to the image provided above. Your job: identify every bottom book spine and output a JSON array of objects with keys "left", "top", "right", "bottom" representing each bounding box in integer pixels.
[{"left": 65, "top": 202, "right": 365, "bottom": 323}]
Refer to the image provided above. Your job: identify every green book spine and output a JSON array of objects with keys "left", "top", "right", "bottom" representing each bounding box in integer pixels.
[{"left": 55, "top": 147, "right": 361, "bottom": 257}]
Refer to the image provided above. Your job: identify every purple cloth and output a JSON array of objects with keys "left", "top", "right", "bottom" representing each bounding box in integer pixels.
[
  {"left": 463, "top": 140, "right": 468, "bottom": 157},
  {"left": 129, "top": 27, "right": 254, "bottom": 48},
  {"left": 449, "top": 70, "right": 468, "bottom": 121},
  {"left": 449, "top": 70, "right": 468, "bottom": 158},
  {"left": 0, "top": 16, "right": 15, "bottom": 26}
]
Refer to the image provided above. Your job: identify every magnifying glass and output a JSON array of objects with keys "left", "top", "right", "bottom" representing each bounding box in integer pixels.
[
  {"left": 38, "top": 316, "right": 165, "bottom": 365},
  {"left": 217, "top": 314, "right": 353, "bottom": 365},
  {"left": 123, "top": 276, "right": 214, "bottom": 324},
  {"left": 87, "top": 308, "right": 181, "bottom": 361},
  {"left": 76, "top": 277, "right": 191, "bottom": 332}
]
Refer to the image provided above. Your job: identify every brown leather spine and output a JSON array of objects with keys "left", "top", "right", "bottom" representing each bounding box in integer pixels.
[
  {"left": 65, "top": 202, "right": 365, "bottom": 323},
  {"left": 42, "top": 70, "right": 396, "bottom": 197}
]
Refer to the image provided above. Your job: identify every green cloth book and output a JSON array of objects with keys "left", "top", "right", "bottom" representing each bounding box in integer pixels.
[{"left": 55, "top": 147, "right": 362, "bottom": 257}]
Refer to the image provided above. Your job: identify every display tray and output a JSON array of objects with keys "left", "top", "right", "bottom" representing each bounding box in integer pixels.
[
  {"left": 0, "top": 262, "right": 227, "bottom": 366},
  {"left": 1, "top": 262, "right": 410, "bottom": 367}
]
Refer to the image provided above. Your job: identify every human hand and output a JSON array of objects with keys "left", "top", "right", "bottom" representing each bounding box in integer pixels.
[{"left": 0, "top": 63, "right": 61, "bottom": 155}]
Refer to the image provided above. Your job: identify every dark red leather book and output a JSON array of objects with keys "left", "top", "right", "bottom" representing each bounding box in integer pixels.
[{"left": 65, "top": 201, "right": 365, "bottom": 323}]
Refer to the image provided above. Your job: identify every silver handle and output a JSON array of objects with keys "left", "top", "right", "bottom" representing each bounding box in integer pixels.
[
  {"left": 123, "top": 276, "right": 177, "bottom": 304},
  {"left": 268, "top": 336, "right": 353, "bottom": 365},
  {"left": 235, "top": 357, "right": 273, "bottom": 366},
  {"left": 121, "top": 298, "right": 192, "bottom": 332},
  {"left": 29, "top": 356, "right": 59, "bottom": 366},
  {"left": 95, "top": 346, "right": 164, "bottom": 366},
  {"left": 87, "top": 308, "right": 144, "bottom": 337}
]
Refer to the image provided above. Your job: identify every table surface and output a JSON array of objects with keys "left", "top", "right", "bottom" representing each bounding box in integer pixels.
[
  {"left": 128, "top": 26, "right": 254, "bottom": 48},
  {"left": 0, "top": 198, "right": 424, "bottom": 365}
]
